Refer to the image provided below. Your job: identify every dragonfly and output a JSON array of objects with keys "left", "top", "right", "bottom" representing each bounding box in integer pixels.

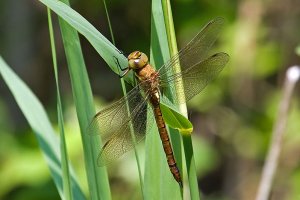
[{"left": 88, "top": 17, "right": 229, "bottom": 186}]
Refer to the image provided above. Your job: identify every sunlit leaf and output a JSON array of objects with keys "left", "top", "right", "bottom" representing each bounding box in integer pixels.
[
  {"left": 160, "top": 103, "right": 193, "bottom": 135},
  {"left": 0, "top": 56, "right": 85, "bottom": 200}
]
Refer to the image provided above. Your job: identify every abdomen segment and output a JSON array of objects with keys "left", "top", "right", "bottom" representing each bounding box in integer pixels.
[{"left": 152, "top": 104, "right": 182, "bottom": 186}]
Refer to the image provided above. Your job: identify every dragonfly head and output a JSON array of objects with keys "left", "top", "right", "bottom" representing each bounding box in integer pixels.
[{"left": 128, "top": 51, "right": 149, "bottom": 70}]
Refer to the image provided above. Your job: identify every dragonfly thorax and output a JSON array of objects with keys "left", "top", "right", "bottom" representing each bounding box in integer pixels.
[
  {"left": 128, "top": 51, "right": 149, "bottom": 70},
  {"left": 89, "top": 18, "right": 229, "bottom": 187}
]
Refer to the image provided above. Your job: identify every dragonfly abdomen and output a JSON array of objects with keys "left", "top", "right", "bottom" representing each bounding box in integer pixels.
[{"left": 152, "top": 103, "right": 182, "bottom": 186}]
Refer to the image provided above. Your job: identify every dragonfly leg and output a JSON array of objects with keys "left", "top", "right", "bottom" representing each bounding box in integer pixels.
[{"left": 113, "top": 56, "right": 130, "bottom": 78}]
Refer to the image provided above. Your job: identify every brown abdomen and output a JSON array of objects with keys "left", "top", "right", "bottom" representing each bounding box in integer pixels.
[{"left": 152, "top": 103, "right": 182, "bottom": 186}]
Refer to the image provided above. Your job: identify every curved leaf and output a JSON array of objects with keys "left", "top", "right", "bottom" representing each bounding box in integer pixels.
[
  {"left": 160, "top": 103, "right": 193, "bottom": 135},
  {"left": 0, "top": 56, "right": 85, "bottom": 200},
  {"left": 38, "top": 0, "right": 190, "bottom": 132},
  {"left": 39, "top": 0, "right": 134, "bottom": 85}
]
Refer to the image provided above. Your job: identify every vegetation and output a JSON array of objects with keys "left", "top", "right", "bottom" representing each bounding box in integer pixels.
[{"left": 0, "top": 0, "right": 299, "bottom": 199}]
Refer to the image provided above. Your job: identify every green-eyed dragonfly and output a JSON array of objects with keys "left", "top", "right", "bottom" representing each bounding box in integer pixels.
[{"left": 89, "top": 18, "right": 229, "bottom": 186}]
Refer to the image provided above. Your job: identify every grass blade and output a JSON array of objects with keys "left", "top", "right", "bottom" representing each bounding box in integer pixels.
[
  {"left": 102, "top": 0, "right": 145, "bottom": 196},
  {"left": 56, "top": 0, "right": 111, "bottom": 199},
  {"left": 48, "top": 8, "right": 72, "bottom": 200},
  {"left": 143, "top": 0, "right": 182, "bottom": 198},
  {"left": 102, "top": 0, "right": 145, "bottom": 195},
  {"left": 102, "top": 0, "right": 115, "bottom": 45},
  {"left": 39, "top": 0, "right": 134, "bottom": 85},
  {"left": 160, "top": 103, "right": 193, "bottom": 135},
  {"left": 162, "top": 0, "right": 200, "bottom": 198},
  {"left": 0, "top": 56, "right": 85, "bottom": 200}
]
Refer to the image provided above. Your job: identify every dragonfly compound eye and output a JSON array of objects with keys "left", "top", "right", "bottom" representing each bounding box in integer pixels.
[{"left": 128, "top": 51, "right": 149, "bottom": 70}]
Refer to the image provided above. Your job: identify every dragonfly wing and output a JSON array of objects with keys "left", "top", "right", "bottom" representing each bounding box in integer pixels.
[
  {"left": 158, "top": 17, "right": 225, "bottom": 76},
  {"left": 98, "top": 98, "right": 154, "bottom": 166},
  {"left": 160, "top": 52, "right": 229, "bottom": 105},
  {"left": 88, "top": 83, "right": 155, "bottom": 166},
  {"left": 88, "top": 85, "right": 143, "bottom": 139}
]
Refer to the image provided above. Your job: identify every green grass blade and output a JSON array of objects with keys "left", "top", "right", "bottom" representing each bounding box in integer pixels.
[
  {"left": 102, "top": 0, "right": 115, "bottom": 45},
  {"left": 48, "top": 8, "right": 72, "bottom": 200},
  {"left": 160, "top": 97, "right": 192, "bottom": 134},
  {"left": 0, "top": 56, "right": 85, "bottom": 200},
  {"left": 102, "top": 0, "right": 144, "bottom": 195},
  {"left": 162, "top": 0, "right": 200, "bottom": 198},
  {"left": 39, "top": 0, "right": 134, "bottom": 85},
  {"left": 102, "top": 0, "right": 145, "bottom": 196},
  {"left": 161, "top": 0, "right": 179, "bottom": 62},
  {"left": 143, "top": 0, "right": 182, "bottom": 198},
  {"left": 56, "top": 0, "right": 111, "bottom": 199},
  {"left": 182, "top": 135, "right": 201, "bottom": 199},
  {"left": 160, "top": 103, "right": 193, "bottom": 135}
]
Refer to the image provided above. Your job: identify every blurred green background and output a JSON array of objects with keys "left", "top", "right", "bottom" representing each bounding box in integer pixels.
[{"left": 1, "top": 0, "right": 300, "bottom": 199}]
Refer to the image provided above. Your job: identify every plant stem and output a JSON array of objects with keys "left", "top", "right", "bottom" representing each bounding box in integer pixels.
[
  {"left": 47, "top": 8, "right": 73, "bottom": 200},
  {"left": 255, "top": 66, "right": 300, "bottom": 200}
]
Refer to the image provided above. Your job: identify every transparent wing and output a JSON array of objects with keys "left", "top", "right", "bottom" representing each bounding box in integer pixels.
[
  {"left": 88, "top": 18, "right": 227, "bottom": 165},
  {"left": 157, "top": 17, "right": 224, "bottom": 76},
  {"left": 88, "top": 83, "right": 155, "bottom": 166},
  {"left": 88, "top": 85, "right": 142, "bottom": 138},
  {"left": 159, "top": 52, "right": 229, "bottom": 105}
]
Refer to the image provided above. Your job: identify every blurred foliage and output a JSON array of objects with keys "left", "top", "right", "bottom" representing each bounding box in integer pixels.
[
  {"left": 296, "top": 45, "right": 300, "bottom": 56},
  {"left": 1, "top": 0, "right": 300, "bottom": 199}
]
